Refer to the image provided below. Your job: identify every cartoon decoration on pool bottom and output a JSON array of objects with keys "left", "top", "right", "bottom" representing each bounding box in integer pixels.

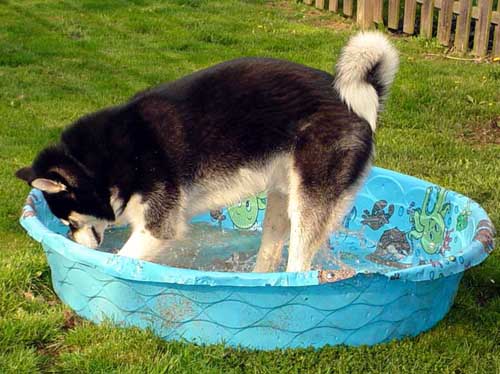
[
  {"left": 216, "top": 185, "right": 473, "bottom": 272},
  {"left": 227, "top": 193, "right": 267, "bottom": 229},
  {"left": 367, "top": 228, "right": 413, "bottom": 268},
  {"left": 361, "top": 200, "right": 394, "bottom": 230},
  {"left": 408, "top": 187, "right": 451, "bottom": 255},
  {"left": 362, "top": 186, "right": 461, "bottom": 269}
]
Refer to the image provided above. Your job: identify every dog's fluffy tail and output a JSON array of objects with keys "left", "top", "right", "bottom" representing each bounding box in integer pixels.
[{"left": 334, "top": 31, "right": 399, "bottom": 131}]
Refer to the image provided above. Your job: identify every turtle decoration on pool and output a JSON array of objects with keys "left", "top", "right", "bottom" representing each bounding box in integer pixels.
[
  {"left": 227, "top": 193, "right": 267, "bottom": 229},
  {"left": 409, "top": 187, "right": 451, "bottom": 255}
]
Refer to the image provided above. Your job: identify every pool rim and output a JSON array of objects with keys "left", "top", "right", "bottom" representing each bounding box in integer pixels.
[{"left": 19, "top": 166, "right": 495, "bottom": 288}]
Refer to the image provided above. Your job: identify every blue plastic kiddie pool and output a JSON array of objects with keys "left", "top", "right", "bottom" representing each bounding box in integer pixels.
[{"left": 20, "top": 167, "right": 495, "bottom": 350}]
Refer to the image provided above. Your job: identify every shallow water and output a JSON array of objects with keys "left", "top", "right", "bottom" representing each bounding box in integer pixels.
[{"left": 99, "top": 223, "right": 402, "bottom": 274}]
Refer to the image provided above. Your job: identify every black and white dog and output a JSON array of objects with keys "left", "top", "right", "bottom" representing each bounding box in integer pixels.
[{"left": 16, "top": 32, "right": 398, "bottom": 272}]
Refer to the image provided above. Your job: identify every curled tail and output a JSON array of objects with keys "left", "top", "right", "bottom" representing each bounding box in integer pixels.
[{"left": 334, "top": 31, "right": 399, "bottom": 131}]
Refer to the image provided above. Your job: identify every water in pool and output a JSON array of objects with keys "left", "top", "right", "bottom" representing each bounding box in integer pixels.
[{"left": 98, "top": 222, "right": 403, "bottom": 274}]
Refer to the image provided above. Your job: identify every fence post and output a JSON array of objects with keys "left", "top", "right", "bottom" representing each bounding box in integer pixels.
[
  {"left": 437, "top": 0, "right": 454, "bottom": 45},
  {"left": 388, "top": 0, "right": 401, "bottom": 29},
  {"left": 454, "top": 0, "right": 473, "bottom": 54},
  {"left": 473, "top": 0, "right": 493, "bottom": 57},
  {"left": 420, "top": 0, "right": 435, "bottom": 38},
  {"left": 357, "top": 0, "right": 374, "bottom": 29}
]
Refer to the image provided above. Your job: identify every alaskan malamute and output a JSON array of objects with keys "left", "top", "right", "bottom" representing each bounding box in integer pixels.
[{"left": 16, "top": 32, "right": 398, "bottom": 272}]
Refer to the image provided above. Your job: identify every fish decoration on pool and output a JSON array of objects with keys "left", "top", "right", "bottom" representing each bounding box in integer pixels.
[{"left": 366, "top": 228, "right": 413, "bottom": 269}]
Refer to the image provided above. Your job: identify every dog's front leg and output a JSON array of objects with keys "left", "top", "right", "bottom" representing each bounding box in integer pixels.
[
  {"left": 116, "top": 192, "right": 187, "bottom": 261},
  {"left": 118, "top": 228, "right": 167, "bottom": 261}
]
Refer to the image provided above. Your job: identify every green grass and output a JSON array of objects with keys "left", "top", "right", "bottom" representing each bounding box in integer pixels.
[{"left": 0, "top": 0, "right": 499, "bottom": 372}]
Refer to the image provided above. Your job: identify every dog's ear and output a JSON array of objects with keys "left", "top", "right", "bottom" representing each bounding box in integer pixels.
[
  {"left": 31, "top": 178, "right": 67, "bottom": 194},
  {"left": 15, "top": 166, "right": 36, "bottom": 183}
]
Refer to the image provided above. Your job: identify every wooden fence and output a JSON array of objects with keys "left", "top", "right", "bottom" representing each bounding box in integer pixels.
[{"left": 303, "top": 0, "right": 500, "bottom": 58}]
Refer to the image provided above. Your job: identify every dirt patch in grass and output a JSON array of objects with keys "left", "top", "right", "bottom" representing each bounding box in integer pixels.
[
  {"left": 267, "top": 0, "right": 354, "bottom": 31},
  {"left": 459, "top": 117, "right": 500, "bottom": 147}
]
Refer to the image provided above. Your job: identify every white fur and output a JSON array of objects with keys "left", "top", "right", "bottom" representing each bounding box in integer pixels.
[
  {"left": 67, "top": 212, "right": 107, "bottom": 248},
  {"left": 116, "top": 194, "right": 166, "bottom": 259},
  {"left": 334, "top": 31, "right": 399, "bottom": 131},
  {"left": 183, "top": 155, "right": 291, "bottom": 217}
]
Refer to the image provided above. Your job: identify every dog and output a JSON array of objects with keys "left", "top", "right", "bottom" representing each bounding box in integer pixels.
[{"left": 16, "top": 32, "right": 398, "bottom": 272}]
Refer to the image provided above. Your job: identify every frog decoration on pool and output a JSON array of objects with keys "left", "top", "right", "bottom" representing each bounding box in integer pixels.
[
  {"left": 227, "top": 193, "right": 267, "bottom": 229},
  {"left": 409, "top": 187, "right": 451, "bottom": 255}
]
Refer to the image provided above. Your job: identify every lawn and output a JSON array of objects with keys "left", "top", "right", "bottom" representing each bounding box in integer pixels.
[{"left": 0, "top": 0, "right": 499, "bottom": 372}]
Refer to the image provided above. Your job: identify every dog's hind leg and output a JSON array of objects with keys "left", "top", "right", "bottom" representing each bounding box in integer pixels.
[
  {"left": 286, "top": 175, "right": 359, "bottom": 272},
  {"left": 253, "top": 191, "right": 290, "bottom": 272},
  {"left": 285, "top": 118, "right": 373, "bottom": 272}
]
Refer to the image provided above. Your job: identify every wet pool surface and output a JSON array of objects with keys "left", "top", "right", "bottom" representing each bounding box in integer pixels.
[{"left": 99, "top": 223, "right": 411, "bottom": 274}]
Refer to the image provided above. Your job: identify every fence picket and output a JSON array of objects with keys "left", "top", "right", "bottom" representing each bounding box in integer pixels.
[
  {"left": 373, "top": 0, "right": 384, "bottom": 24},
  {"left": 388, "top": 0, "right": 401, "bottom": 29},
  {"left": 403, "top": 0, "right": 417, "bottom": 34},
  {"left": 454, "top": 0, "right": 473, "bottom": 53},
  {"left": 343, "top": 0, "right": 354, "bottom": 16},
  {"left": 473, "top": 0, "right": 493, "bottom": 56},
  {"left": 437, "top": 0, "right": 454, "bottom": 45},
  {"left": 420, "top": 0, "right": 435, "bottom": 38},
  {"left": 357, "top": 0, "right": 374, "bottom": 29},
  {"left": 315, "top": 0, "right": 325, "bottom": 9},
  {"left": 493, "top": 3, "right": 500, "bottom": 58},
  {"left": 329, "top": 0, "right": 339, "bottom": 12}
]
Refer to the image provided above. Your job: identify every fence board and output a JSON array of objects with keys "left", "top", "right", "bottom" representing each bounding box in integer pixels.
[
  {"left": 315, "top": 0, "right": 325, "bottom": 9},
  {"left": 373, "top": 0, "right": 384, "bottom": 23},
  {"left": 437, "top": 0, "right": 454, "bottom": 45},
  {"left": 343, "top": 0, "right": 353, "bottom": 16},
  {"left": 473, "top": 0, "right": 493, "bottom": 56},
  {"left": 454, "top": 0, "right": 473, "bottom": 53},
  {"left": 494, "top": 3, "right": 500, "bottom": 57},
  {"left": 404, "top": 0, "right": 418, "bottom": 34},
  {"left": 357, "top": 0, "right": 374, "bottom": 29},
  {"left": 420, "top": 0, "right": 435, "bottom": 38},
  {"left": 388, "top": 0, "right": 401, "bottom": 29},
  {"left": 304, "top": 0, "right": 313, "bottom": 5},
  {"left": 329, "top": 0, "right": 339, "bottom": 12}
]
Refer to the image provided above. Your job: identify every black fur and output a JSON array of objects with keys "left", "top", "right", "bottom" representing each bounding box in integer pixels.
[{"left": 17, "top": 58, "right": 373, "bottom": 237}]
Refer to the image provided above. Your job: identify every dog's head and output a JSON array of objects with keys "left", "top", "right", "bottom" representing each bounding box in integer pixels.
[{"left": 16, "top": 146, "right": 115, "bottom": 248}]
